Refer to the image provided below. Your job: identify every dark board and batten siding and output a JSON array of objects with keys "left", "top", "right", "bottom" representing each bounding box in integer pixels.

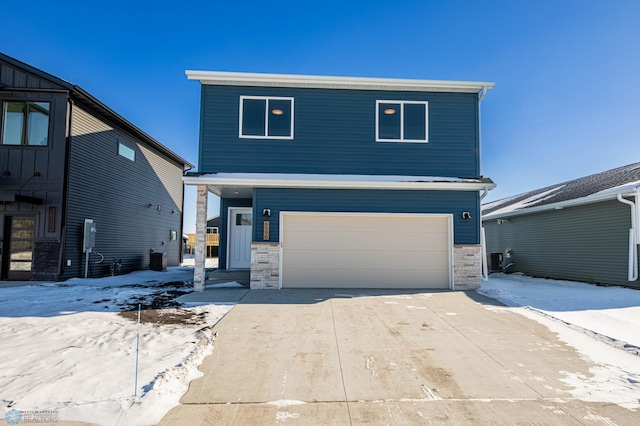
[
  {"left": 252, "top": 188, "right": 480, "bottom": 245},
  {"left": 483, "top": 200, "right": 639, "bottom": 287},
  {"left": 0, "top": 59, "right": 70, "bottom": 279},
  {"left": 63, "top": 106, "right": 184, "bottom": 279},
  {"left": 199, "top": 85, "right": 479, "bottom": 178}
]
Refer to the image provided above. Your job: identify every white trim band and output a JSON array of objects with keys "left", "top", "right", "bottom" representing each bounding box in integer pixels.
[
  {"left": 186, "top": 70, "right": 495, "bottom": 94},
  {"left": 183, "top": 172, "right": 495, "bottom": 192}
]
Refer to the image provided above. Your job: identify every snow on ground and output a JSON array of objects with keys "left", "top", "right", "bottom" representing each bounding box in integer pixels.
[
  {"left": 478, "top": 273, "right": 640, "bottom": 409},
  {"left": 478, "top": 273, "right": 640, "bottom": 350},
  {"left": 0, "top": 265, "right": 232, "bottom": 425}
]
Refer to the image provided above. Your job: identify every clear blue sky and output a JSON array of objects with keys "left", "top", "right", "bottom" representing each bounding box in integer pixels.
[{"left": 3, "top": 0, "right": 639, "bottom": 233}]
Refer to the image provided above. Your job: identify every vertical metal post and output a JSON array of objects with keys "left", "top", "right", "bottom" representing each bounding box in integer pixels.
[{"left": 135, "top": 303, "right": 141, "bottom": 396}]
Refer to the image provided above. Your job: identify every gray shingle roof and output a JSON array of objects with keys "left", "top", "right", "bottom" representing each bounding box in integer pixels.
[{"left": 482, "top": 162, "right": 640, "bottom": 216}]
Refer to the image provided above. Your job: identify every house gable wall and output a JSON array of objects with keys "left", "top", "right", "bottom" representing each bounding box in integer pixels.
[
  {"left": 62, "top": 105, "right": 184, "bottom": 279},
  {"left": 199, "top": 85, "right": 479, "bottom": 177},
  {"left": 483, "top": 199, "right": 639, "bottom": 287}
]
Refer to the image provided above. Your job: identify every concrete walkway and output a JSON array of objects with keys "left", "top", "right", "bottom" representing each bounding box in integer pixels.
[{"left": 159, "top": 289, "right": 637, "bottom": 425}]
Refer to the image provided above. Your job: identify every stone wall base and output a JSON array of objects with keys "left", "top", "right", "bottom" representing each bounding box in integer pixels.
[
  {"left": 453, "top": 245, "right": 482, "bottom": 290},
  {"left": 250, "top": 242, "right": 280, "bottom": 289},
  {"left": 32, "top": 240, "right": 60, "bottom": 281}
]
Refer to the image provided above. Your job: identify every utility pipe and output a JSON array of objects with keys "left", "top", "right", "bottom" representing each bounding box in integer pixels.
[
  {"left": 477, "top": 86, "right": 488, "bottom": 178},
  {"left": 617, "top": 193, "right": 638, "bottom": 281}
]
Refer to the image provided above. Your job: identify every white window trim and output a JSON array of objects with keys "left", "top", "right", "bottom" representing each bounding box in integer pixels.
[
  {"left": 375, "top": 100, "right": 429, "bottom": 143},
  {"left": 239, "top": 95, "right": 294, "bottom": 140}
]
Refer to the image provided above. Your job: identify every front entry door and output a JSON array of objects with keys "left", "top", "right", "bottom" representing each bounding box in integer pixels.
[
  {"left": 3, "top": 217, "right": 35, "bottom": 280},
  {"left": 228, "top": 208, "right": 252, "bottom": 269}
]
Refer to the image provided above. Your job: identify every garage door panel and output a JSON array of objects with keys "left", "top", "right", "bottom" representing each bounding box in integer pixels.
[
  {"left": 284, "top": 215, "right": 448, "bottom": 234},
  {"left": 283, "top": 230, "right": 449, "bottom": 251},
  {"left": 281, "top": 213, "right": 451, "bottom": 289},
  {"left": 283, "top": 248, "right": 449, "bottom": 270},
  {"left": 283, "top": 267, "right": 450, "bottom": 289}
]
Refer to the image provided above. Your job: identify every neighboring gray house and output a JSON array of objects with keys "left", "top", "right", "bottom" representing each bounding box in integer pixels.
[
  {"left": 482, "top": 163, "right": 640, "bottom": 287},
  {"left": 185, "top": 70, "right": 495, "bottom": 291},
  {"left": 0, "top": 52, "right": 192, "bottom": 280}
]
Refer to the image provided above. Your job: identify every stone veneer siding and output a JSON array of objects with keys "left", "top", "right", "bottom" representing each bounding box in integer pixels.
[
  {"left": 453, "top": 245, "right": 482, "bottom": 290},
  {"left": 250, "top": 242, "right": 280, "bottom": 289},
  {"left": 32, "top": 241, "right": 60, "bottom": 281}
]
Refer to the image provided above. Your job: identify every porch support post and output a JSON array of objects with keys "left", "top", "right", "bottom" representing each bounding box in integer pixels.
[{"left": 194, "top": 185, "right": 208, "bottom": 291}]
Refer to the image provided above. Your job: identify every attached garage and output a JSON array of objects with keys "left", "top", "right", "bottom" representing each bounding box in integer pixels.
[{"left": 280, "top": 212, "right": 453, "bottom": 289}]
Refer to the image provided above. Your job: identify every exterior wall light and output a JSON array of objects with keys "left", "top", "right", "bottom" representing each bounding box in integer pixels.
[
  {"left": 263, "top": 208, "right": 271, "bottom": 217},
  {"left": 462, "top": 211, "right": 472, "bottom": 219}
]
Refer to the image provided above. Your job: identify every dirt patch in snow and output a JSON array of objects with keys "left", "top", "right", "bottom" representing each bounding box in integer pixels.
[
  {"left": 120, "top": 307, "right": 208, "bottom": 325},
  {"left": 118, "top": 284, "right": 203, "bottom": 325}
]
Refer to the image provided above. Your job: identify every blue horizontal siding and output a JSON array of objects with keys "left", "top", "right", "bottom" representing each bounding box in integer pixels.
[
  {"left": 253, "top": 188, "right": 480, "bottom": 245},
  {"left": 199, "top": 85, "right": 479, "bottom": 177}
]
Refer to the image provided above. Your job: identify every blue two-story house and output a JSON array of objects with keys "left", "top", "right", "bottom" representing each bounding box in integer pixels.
[{"left": 185, "top": 71, "right": 495, "bottom": 291}]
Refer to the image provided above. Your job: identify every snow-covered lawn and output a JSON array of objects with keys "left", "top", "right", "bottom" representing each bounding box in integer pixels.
[
  {"left": 479, "top": 273, "right": 640, "bottom": 409},
  {"left": 0, "top": 266, "right": 233, "bottom": 425},
  {"left": 479, "top": 273, "right": 640, "bottom": 352}
]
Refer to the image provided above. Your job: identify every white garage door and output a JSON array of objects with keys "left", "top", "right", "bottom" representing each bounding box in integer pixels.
[{"left": 281, "top": 213, "right": 452, "bottom": 289}]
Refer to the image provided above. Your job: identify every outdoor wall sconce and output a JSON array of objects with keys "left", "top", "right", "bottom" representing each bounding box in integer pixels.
[
  {"left": 263, "top": 209, "right": 271, "bottom": 217},
  {"left": 462, "top": 211, "right": 472, "bottom": 220},
  {"left": 497, "top": 219, "right": 509, "bottom": 224},
  {"left": 171, "top": 209, "right": 177, "bottom": 214},
  {"left": 147, "top": 203, "right": 161, "bottom": 212}
]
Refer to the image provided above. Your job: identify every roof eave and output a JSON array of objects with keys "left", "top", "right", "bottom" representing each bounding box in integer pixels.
[
  {"left": 185, "top": 70, "right": 495, "bottom": 94},
  {"left": 71, "top": 87, "right": 194, "bottom": 169},
  {"left": 483, "top": 185, "right": 640, "bottom": 220},
  {"left": 183, "top": 174, "right": 496, "bottom": 193}
]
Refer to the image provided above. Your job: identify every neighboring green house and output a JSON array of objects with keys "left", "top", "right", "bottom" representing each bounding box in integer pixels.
[{"left": 482, "top": 163, "right": 640, "bottom": 287}]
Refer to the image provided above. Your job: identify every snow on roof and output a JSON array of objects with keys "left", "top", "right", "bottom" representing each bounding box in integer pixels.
[
  {"left": 483, "top": 162, "right": 640, "bottom": 218},
  {"left": 198, "top": 172, "right": 484, "bottom": 183},
  {"left": 183, "top": 172, "right": 496, "bottom": 192}
]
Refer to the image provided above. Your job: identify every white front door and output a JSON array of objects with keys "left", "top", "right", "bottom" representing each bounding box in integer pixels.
[{"left": 228, "top": 208, "right": 252, "bottom": 269}]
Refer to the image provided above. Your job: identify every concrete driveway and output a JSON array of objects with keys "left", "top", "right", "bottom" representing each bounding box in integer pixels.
[{"left": 159, "top": 289, "right": 637, "bottom": 425}]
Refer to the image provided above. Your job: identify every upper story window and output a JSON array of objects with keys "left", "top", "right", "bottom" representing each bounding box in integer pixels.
[
  {"left": 376, "top": 100, "right": 428, "bottom": 143},
  {"left": 240, "top": 96, "right": 294, "bottom": 139},
  {"left": 118, "top": 141, "right": 135, "bottom": 161},
  {"left": 2, "top": 101, "right": 50, "bottom": 146}
]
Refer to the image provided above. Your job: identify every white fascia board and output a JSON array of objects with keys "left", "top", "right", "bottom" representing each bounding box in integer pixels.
[
  {"left": 483, "top": 183, "right": 640, "bottom": 221},
  {"left": 183, "top": 173, "right": 495, "bottom": 191},
  {"left": 185, "top": 70, "right": 495, "bottom": 94}
]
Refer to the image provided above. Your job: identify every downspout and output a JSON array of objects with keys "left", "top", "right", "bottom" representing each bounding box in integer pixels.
[
  {"left": 617, "top": 193, "right": 638, "bottom": 281},
  {"left": 477, "top": 86, "right": 490, "bottom": 282},
  {"left": 477, "top": 86, "right": 488, "bottom": 178},
  {"left": 59, "top": 95, "right": 74, "bottom": 278},
  {"left": 480, "top": 188, "right": 490, "bottom": 281}
]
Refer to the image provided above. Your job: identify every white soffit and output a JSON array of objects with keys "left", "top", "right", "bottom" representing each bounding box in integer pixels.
[
  {"left": 185, "top": 70, "right": 495, "bottom": 93},
  {"left": 183, "top": 173, "right": 495, "bottom": 192}
]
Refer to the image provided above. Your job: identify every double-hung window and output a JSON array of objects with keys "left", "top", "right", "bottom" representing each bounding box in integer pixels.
[
  {"left": 376, "top": 100, "right": 428, "bottom": 143},
  {"left": 2, "top": 101, "right": 51, "bottom": 146},
  {"left": 240, "top": 96, "right": 294, "bottom": 139}
]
